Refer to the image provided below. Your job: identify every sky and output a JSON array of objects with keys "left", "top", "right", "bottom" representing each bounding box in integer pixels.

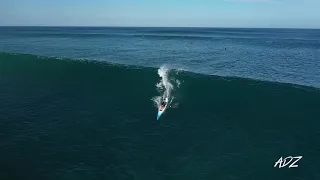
[{"left": 0, "top": 0, "right": 319, "bottom": 28}]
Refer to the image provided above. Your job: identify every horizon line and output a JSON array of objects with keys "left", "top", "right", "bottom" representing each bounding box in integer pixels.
[{"left": 0, "top": 25, "right": 320, "bottom": 30}]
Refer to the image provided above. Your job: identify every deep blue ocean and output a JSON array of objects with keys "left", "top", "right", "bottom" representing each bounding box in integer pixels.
[
  {"left": 1, "top": 27, "right": 320, "bottom": 87},
  {"left": 0, "top": 27, "right": 320, "bottom": 180}
]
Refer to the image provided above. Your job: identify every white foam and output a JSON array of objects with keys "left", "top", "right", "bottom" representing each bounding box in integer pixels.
[
  {"left": 157, "top": 66, "right": 173, "bottom": 98},
  {"left": 152, "top": 65, "right": 180, "bottom": 108}
]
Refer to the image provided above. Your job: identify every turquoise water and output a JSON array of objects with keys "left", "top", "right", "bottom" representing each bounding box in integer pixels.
[{"left": 0, "top": 27, "right": 320, "bottom": 180}]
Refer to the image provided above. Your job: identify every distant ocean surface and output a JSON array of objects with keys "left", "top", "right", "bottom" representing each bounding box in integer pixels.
[{"left": 0, "top": 27, "right": 320, "bottom": 180}]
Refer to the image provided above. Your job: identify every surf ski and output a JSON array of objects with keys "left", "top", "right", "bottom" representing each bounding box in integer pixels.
[{"left": 157, "top": 97, "right": 169, "bottom": 120}]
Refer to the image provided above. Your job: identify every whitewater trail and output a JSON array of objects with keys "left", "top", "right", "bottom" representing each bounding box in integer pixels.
[{"left": 152, "top": 65, "right": 180, "bottom": 109}]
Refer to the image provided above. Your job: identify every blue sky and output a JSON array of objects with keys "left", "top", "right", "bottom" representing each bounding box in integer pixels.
[{"left": 0, "top": 0, "right": 319, "bottom": 28}]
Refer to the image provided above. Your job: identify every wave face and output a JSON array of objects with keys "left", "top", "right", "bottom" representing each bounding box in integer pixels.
[
  {"left": 1, "top": 53, "right": 320, "bottom": 180},
  {"left": 1, "top": 27, "right": 320, "bottom": 88}
]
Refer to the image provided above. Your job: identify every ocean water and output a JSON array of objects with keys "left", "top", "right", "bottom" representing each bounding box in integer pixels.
[{"left": 0, "top": 27, "right": 320, "bottom": 180}]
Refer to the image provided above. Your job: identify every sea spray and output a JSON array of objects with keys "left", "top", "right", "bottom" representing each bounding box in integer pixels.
[
  {"left": 157, "top": 66, "right": 173, "bottom": 97},
  {"left": 152, "top": 65, "right": 180, "bottom": 108}
]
